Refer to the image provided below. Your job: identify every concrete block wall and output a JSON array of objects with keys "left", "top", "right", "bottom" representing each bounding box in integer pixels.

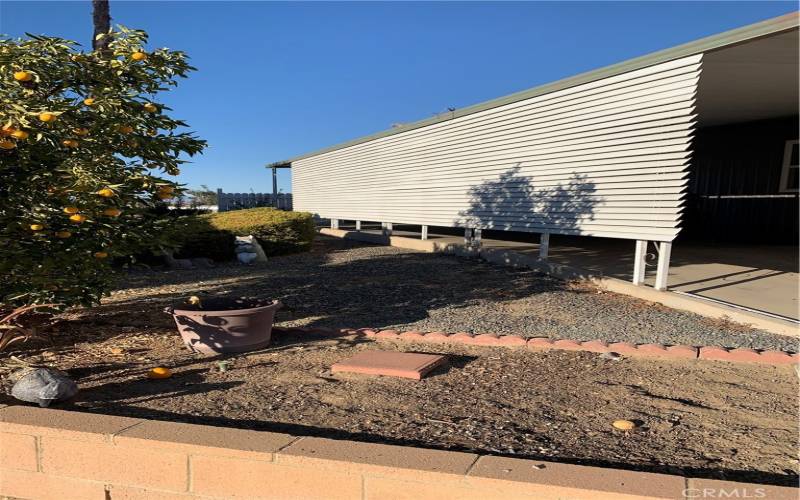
[{"left": 0, "top": 405, "right": 797, "bottom": 499}]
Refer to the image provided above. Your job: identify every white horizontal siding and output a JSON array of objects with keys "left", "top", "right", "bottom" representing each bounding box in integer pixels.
[{"left": 292, "top": 55, "right": 702, "bottom": 241}]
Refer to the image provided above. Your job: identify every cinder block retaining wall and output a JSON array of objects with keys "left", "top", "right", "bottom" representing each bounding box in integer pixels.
[{"left": 0, "top": 405, "right": 796, "bottom": 500}]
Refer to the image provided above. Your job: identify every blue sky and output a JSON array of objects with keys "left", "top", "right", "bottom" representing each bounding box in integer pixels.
[{"left": 1, "top": 1, "right": 796, "bottom": 194}]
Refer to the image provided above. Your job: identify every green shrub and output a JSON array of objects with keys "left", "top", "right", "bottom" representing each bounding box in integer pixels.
[{"left": 174, "top": 208, "right": 315, "bottom": 261}]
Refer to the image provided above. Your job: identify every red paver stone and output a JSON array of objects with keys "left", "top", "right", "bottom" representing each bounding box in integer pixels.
[
  {"left": 581, "top": 340, "right": 611, "bottom": 353},
  {"left": 698, "top": 346, "right": 731, "bottom": 361},
  {"left": 527, "top": 337, "right": 555, "bottom": 350},
  {"left": 375, "top": 330, "right": 400, "bottom": 339},
  {"left": 758, "top": 350, "right": 798, "bottom": 365},
  {"left": 424, "top": 332, "right": 451, "bottom": 343},
  {"left": 608, "top": 342, "right": 639, "bottom": 355},
  {"left": 726, "top": 348, "right": 763, "bottom": 363},
  {"left": 496, "top": 335, "right": 527, "bottom": 347},
  {"left": 450, "top": 332, "right": 475, "bottom": 344},
  {"left": 471, "top": 334, "right": 502, "bottom": 346},
  {"left": 665, "top": 345, "right": 699, "bottom": 359},
  {"left": 398, "top": 331, "right": 426, "bottom": 342},
  {"left": 635, "top": 344, "right": 669, "bottom": 357},
  {"left": 552, "top": 339, "right": 583, "bottom": 351},
  {"left": 331, "top": 351, "right": 448, "bottom": 380},
  {"left": 581, "top": 339, "right": 609, "bottom": 352}
]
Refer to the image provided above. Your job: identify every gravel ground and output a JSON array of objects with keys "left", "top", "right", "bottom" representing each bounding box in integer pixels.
[{"left": 96, "top": 235, "right": 797, "bottom": 352}]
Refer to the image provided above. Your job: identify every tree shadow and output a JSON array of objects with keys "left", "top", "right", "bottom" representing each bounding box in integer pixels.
[
  {"left": 457, "top": 165, "right": 598, "bottom": 234},
  {"left": 72, "top": 367, "right": 244, "bottom": 406}
]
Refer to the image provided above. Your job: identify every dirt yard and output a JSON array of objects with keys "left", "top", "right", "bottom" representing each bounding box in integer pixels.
[
  {"left": 3, "top": 328, "right": 798, "bottom": 486},
  {"left": 2, "top": 236, "right": 797, "bottom": 486}
]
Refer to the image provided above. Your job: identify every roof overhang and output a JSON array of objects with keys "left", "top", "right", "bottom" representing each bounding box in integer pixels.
[
  {"left": 267, "top": 11, "right": 799, "bottom": 167},
  {"left": 697, "top": 28, "right": 798, "bottom": 126}
]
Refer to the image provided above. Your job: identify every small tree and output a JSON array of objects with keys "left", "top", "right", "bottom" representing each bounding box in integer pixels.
[{"left": 0, "top": 27, "right": 206, "bottom": 324}]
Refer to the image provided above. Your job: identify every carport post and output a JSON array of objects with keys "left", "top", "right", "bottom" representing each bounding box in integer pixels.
[
  {"left": 464, "top": 227, "right": 473, "bottom": 245},
  {"left": 421, "top": 225, "right": 428, "bottom": 240},
  {"left": 633, "top": 240, "right": 647, "bottom": 285},
  {"left": 474, "top": 229, "right": 482, "bottom": 246},
  {"left": 539, "top": 232, "right": 550, "bottom": 259},
  {"left": 355, "top": 220, "right": 361, "bottom": 231},
  {"left": 331, "top": 218, "right": 339, "bottom": 230},
  {"left": 382, "top": 222, "right": 392, "bottom": 237},
  {"left": 654, "top": 242, "right": 672, "bottom": 291}
]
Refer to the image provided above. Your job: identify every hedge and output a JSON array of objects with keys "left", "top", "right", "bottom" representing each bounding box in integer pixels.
[{"left": 173, "top": 208, "right": 316, "bottom": 261}]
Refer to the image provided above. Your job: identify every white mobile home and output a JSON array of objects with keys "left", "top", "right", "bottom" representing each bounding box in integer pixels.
[{"left": 268, "top": 13, "right": 798, "bottom": 310}]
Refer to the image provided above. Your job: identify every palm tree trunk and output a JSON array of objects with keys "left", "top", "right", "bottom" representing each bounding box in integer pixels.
[{"left": 92, "top": 0, "right": 111, "bottom": 52}]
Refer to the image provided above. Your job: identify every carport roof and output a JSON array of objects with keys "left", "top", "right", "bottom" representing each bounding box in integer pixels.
[{"left": 267, "top": 11, "right": 799, "bottom": 168}]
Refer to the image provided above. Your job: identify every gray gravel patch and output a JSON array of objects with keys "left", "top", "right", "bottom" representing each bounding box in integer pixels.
[{"left": 111, "top": 236, "right": 799, "bottom": 352}]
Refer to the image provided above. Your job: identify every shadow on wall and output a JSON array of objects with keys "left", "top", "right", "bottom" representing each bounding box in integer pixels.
[{"left": 457, "top": 165, "right": 599, "bottom": 235}]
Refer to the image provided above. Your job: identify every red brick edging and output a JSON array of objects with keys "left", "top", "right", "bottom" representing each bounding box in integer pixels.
[{"left": 277, "top": 327, "right": 799, "bottom": 366}]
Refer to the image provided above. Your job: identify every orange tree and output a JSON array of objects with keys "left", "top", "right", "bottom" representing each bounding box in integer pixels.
[{"left": 0, "top": 27, "right": 205, "bottom": 317}]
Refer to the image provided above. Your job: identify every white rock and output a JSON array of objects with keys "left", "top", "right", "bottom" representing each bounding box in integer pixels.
[{"left": 235, "top": 235, "right": 267, "bottom": 262}]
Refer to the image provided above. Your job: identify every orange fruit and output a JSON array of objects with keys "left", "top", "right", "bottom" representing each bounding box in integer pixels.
[
  {"left": 72, "top": 128, "right": 89, "bottom": 136},
  {"left": 131, "top": 51, "right": 147, "bottom": 61},
  {"left": 62, "top": 139, "right": 79, "bottom": 148},
  {"left": 10, "top": 129, "right": 28, "bottom": 140},
  {"left": 146, "top": 129, "right": 158, "bottom": 137},
  {"left": 63, "top": 206, "right": 79, "bottom": 214},
  {"left": 612, "top": 420, "right": 637, "bottom": 431},
  {"left": 39, "top": 113, "right": 56, "bottom": 123},
  {"left": 97, "top": 188, "right": 115, "bottom": 198},
  {"left": 83, "top": 98, "right": 95, "bottom": 106},
  {"left": 102, "top": 208, "right": 122, "bottom": 217},
  {"left": 0, "top": 126, "right": 16, "bottom": 136},
  {"left": 93, "top": 251, "right": 108, "bottom": 259},
  {"left": 29, "top": 224, "right": 44, "bottom": 231},
  {"left": 13, "top": 71, "right": 32, "bottom": 82},
  {"left": 69, "top": 214, "right": 86, "bottom": 223},
  {"left": 143, "top": 103, "right": 158, "bottom": 113},
  {"left": 117, "top": 125, "right": 134, "bottom": 134},
  {"left": 0, "top": 140, "right": 15, "bottom": 150},
  {"left": 157, "top": 185, "right": 175, "bottom": 193},
  {"left": 148, "top": 367, "right": 172, "bottom": 379},
  {"left": 157, "top": 192, "right": 172, "bottom": 200},
  {"left": 55, "top": 230, "right": 72, "bottom": 238}
]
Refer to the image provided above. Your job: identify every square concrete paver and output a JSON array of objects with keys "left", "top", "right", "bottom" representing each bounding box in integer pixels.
[{"left": 331, "top": 351, "right": 447, "bottom": 380}]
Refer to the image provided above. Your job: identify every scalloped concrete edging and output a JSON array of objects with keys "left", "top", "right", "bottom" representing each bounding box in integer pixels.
[
  {"left": 1, "top": 404, "right": 797, "bottom": 500},
  {"left": 278, "top": 327, "right": 800, "bottom": 366},
  {"left": 319, "top": 228, "right": 799, "bottom": 337}
]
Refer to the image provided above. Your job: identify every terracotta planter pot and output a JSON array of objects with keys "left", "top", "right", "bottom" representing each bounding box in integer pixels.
[{"left": 166, "top": 299, "right": 282, "bottom": 355}]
